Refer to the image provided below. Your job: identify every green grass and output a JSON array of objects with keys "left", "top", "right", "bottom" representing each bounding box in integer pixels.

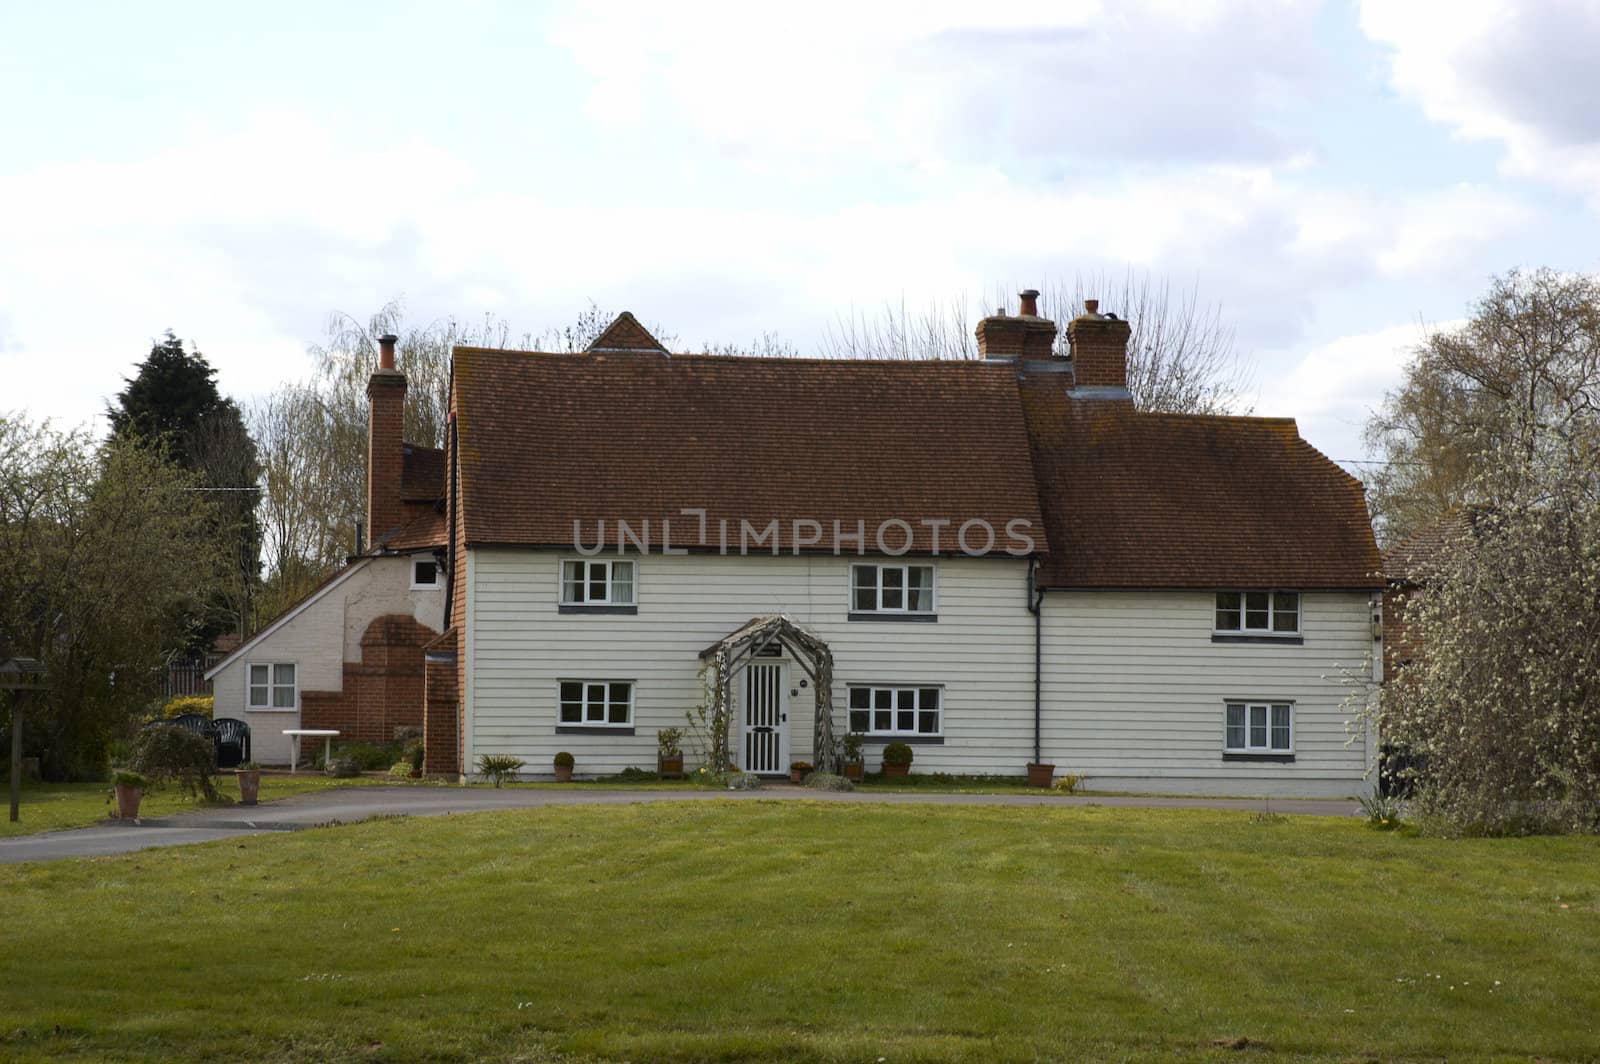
[
  {"left": 0, "top": 775, "right": 419, "bottom": 837},
  {"left": 2, "top": 804, "right": 1598, "bottom": 1062}
]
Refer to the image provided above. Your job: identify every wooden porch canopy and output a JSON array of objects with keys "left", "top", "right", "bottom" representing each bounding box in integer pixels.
[{"left": 698, "top": 616, "right": 838, "bottom": 774}]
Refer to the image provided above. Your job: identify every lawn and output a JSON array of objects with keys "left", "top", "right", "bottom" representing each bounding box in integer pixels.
[
  {"left": 2, "top": 804, "right": 1597, "bottom": 1062},
  {"left": 0, "top": 774, "right": 419, "bottom": 837}
]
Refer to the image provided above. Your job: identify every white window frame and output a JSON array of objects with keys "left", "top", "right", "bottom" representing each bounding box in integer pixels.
[
  {"left": 246, "top": 661, "right": 298, "bottom": 712},
  {"left": 559, "top": 558, "right": 637, "bottom": 606},
  {"left": 558, "top": 679, "right": 635, "bottom": 728},
  {"left": 850, "top": 563, "right": 936, "bottom": 615},
  {"left": 1214, "top": 590, "right": 1300, "bottom": 636},
  {"left": 846, "top": 684, "right": 943, "bottom": 738},
  {"left": 410, "top": 557, "right": 440, "bottom": 589},
  {"left": 1224, "top": 700, "right": 1294, "bottom": 754}
]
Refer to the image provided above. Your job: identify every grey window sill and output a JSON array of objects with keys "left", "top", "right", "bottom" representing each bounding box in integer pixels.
[
  {"left": 558, "top": 604, "right": 639, "bottom": 615},
  {"left": 860, "top": 735, "right": 945, "bottom": 745},
  {"left": 1222, "top": 752, "right": 1296, "bottom": 763},
  {"left": 1211, "top": 634, "right": 1304, "bottom": 645},
  {"left": 847, "top": 612, "right": 938, "bottom": 623},
  {"left": 555, "top": 726, "right": 636, "bottom": 735}
]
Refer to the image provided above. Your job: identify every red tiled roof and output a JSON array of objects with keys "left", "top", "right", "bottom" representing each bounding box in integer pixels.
[
  {"left": 1383, "top": 509, "right": 1480, "bottom": 586},
  {"left": 1019, "top": 377, "right": 1382, "bottom": 589},
  {"left": 402, "top": 444, "right": 445, "bottom": 501},
  {"left": 451, "top": 348, "right": 1045, "bottom": 553},
  {"left": 379, "top": 508, "right": 447, "bottom": 551}
]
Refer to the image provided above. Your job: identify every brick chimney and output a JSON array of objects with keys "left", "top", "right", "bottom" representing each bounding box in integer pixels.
[
  {"left": 366, "top": 333, "right": 407, "bottom": 543},
  {"left": 975, "top": 289, "right": 1058, "bottom": 360},
  {"left": 1066, "top": 300, "right": 1133, "bottom": 395}
]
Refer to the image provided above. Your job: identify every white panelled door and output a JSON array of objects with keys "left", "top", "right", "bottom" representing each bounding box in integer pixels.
[{"left": 740, "top": 662, "right": 788, "bottom": 775}]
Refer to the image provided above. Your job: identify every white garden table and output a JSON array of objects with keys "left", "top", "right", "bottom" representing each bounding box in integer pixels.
[{"left": 282, "top": 729, "right": 340, "bottom": 773}]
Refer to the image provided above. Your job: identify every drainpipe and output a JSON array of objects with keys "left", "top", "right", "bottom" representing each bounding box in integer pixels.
[{"left": 1027, "top": 557, "right": 1044, "bottom": 766}]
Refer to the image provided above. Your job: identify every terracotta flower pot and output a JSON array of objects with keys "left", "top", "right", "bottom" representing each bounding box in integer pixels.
[
  {"left": 882, "top": 763, "right": 909, "bottom": 778},
  {"left": 554, "top": 765, "right": 573, "bottom": 782},
  {"left": 114, "top": 784, "right": 143, "bottom": 820},
  {"left": 658, "top": 756, "right": 684, "bottom": 780},
  {"left": 843, "top": 761, "right": 864, "bottom": 781},
  {"left": 237, "top": 769, "right": 261, "bottom": 806},
  {"left": 1026, "top": 762, "right": 1055, "bottom": 788}
]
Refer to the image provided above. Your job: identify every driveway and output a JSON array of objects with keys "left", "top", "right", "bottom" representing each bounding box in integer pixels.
[{"left": 0, "top": 785, "right": 1361, "bottom": 864}]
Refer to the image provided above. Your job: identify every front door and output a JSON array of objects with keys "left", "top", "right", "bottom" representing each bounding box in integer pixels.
[{"left": 740, "top": 662, "right": 788, "bottom": 775}]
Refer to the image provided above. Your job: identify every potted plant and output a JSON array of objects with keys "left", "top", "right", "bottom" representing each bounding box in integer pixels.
[
  {"left": 881, "top": 742, "right": 913, "bottom": 778},
  {"left": 789, "top": 760, "right": 814, "bottom": 784},
  {"left": 553, "top": 750, "right": 575, "bottom": 782},
  {"left": 657, "top": 727, "right": 685, "bottom": 779},
  {"left": 841, "top": 733, "right": 865, "bottom": 781},
  {"left": 111, "top": 770, "right": 148, "bottom": 819},
  {"left": 1026, "top": 761, "right": 1055, "bottom": 788},
  {"left": 236, "top": 761, "right": 262, "bottom": 805}
]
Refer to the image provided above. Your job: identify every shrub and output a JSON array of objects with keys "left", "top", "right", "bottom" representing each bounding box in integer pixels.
[
  {"left": 157, "top": 694, "right": 214, "bottom": 720},
  {"left": 726, "top": 771, "right": 762, "bottom": 791},
  {"left": 804, "top": 771, "right": 853, "bottom": 792},
  {"left": 388, "top": 761, "right": 414, "bottom": 779},
  {"left": 1358, "top": 791, "right": 1404, "bottom": 831},
  {"left": 657, "top": 727, "right": 684, "bottom": 758},
  {"left": 841, "top": 732, "right": 864, "bottom": 764},
  {"left": 325, "top": 757, "right": 362, "bottom": 778},
  {"left": 334, "top": 742, "right": 398, "bottom": 772},
  {"left": 881, "top": 742, "right": 914, "bottom": 768},
  {"left": 404, "top": 739, "right": 425, "bottom": 773},
  {"left": 1053, "top": 773, "right": 1087, "bottom": 795},
  {"left": 479, "top": 754, "right": 526, "bottom": 787},
  {"left": 111, "top": 770, "right": 149, "bottom": 790},
  {"left": 128, "top": 724, "right": 221, "bottom": 801},
  {"left": 553, "top": 751, "right": 575, "bottom": 770}
]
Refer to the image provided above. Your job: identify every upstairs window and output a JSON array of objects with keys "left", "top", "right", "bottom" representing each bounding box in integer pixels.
[
  {"left": 1225, "top": 702, "right": 1293, "bottom": 753},
  {"left": 1215, "top": 591, "right": 1299, "bottom": 634},
  {"left": 411, "top": 558, "right": 439, "bottom": 589},
  {"left": 848, "top": 685, "right": 942, "bottom": 737},
  {"left": 852, "top": 563, "right": 935, "bottom": 614},
  {"left": 247, "top": 662, "right": 297, "bottom": 711},
  {"left": 559, "top": 681, "right": 633, "bottom": 727},
  {"left": 561, "top": 559, "right": 635, "bottom": 606}
]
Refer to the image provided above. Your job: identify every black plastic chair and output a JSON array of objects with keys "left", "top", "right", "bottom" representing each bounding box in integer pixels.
[
  {"left": 212, "top": 718, "right": 251, "bottom": 769},
  {"left": 161, "top": 713, "right": 222, "bottom": 765}
]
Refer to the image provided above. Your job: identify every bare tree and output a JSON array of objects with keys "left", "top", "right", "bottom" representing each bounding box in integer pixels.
[
  {"left": 818, "top": 271, "right": 1251, "bottom": 415},
  {"left": 1364, "top": 268, "right": 1600, "bottom": 545}
]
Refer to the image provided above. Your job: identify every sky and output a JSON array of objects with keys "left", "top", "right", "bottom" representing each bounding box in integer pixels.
[{"left": 4, "top": 0, "right": 1600, "bottom": 469}]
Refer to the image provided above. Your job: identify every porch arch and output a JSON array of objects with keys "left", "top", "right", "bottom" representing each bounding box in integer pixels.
[{"left": 698, "top": 615, "right": 837, "bottom": 774}]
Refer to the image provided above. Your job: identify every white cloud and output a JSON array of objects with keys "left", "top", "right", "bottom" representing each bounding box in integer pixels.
[
  {"left": 1257, "top": 319, "right": 1462, "bottom": 465},
  {"left": 550, "top": 0, "right": 1326, "bottom": 173},
  {"left": 1361, "top": 1, "right": 1600, "bottom": 211}
]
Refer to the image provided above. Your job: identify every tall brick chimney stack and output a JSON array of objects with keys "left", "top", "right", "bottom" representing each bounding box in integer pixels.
[
  {"left": 366, "top": 333, "right": 407, "bottom": 544},
  {"left": 975, "top": 288, "right": 1057, "bottom": 360},
  {"left": 1066, "top": 299, "right": 1133, "bottom": 396}
]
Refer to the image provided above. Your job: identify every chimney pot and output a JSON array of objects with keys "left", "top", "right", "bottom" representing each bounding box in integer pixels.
[
  {"left": 1083, "top": 299, "right": 1099, "bottom": 315},
  {"left": 378, "top": 333, "right": 398, "bottom": 371},
  {"left": 1019, "top": 289, "right": 1040, "bottom": 317}
]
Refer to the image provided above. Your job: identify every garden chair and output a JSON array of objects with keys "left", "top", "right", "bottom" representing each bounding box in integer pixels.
[{"left": 211, "top": 718, "right": 251, "bottom": 769}]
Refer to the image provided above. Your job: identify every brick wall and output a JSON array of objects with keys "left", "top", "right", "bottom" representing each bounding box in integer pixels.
[
  {"left": 1382, "top": 585, "right": 1422, "bottom": 677},
  {"left": 423, "top": 654, "right": 459, "bottom": 774},
  {"left": 297, "top": 613, "right": 434, "bottom": 759}
]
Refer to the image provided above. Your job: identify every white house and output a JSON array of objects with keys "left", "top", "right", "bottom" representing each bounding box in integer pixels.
[{"left": 218, "top": 295, "right": 1384, "bottom": 796}]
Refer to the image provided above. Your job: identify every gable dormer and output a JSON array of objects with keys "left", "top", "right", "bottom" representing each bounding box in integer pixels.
[{"left": 586, "top": 312, "right": 669, "bottom": 356}]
